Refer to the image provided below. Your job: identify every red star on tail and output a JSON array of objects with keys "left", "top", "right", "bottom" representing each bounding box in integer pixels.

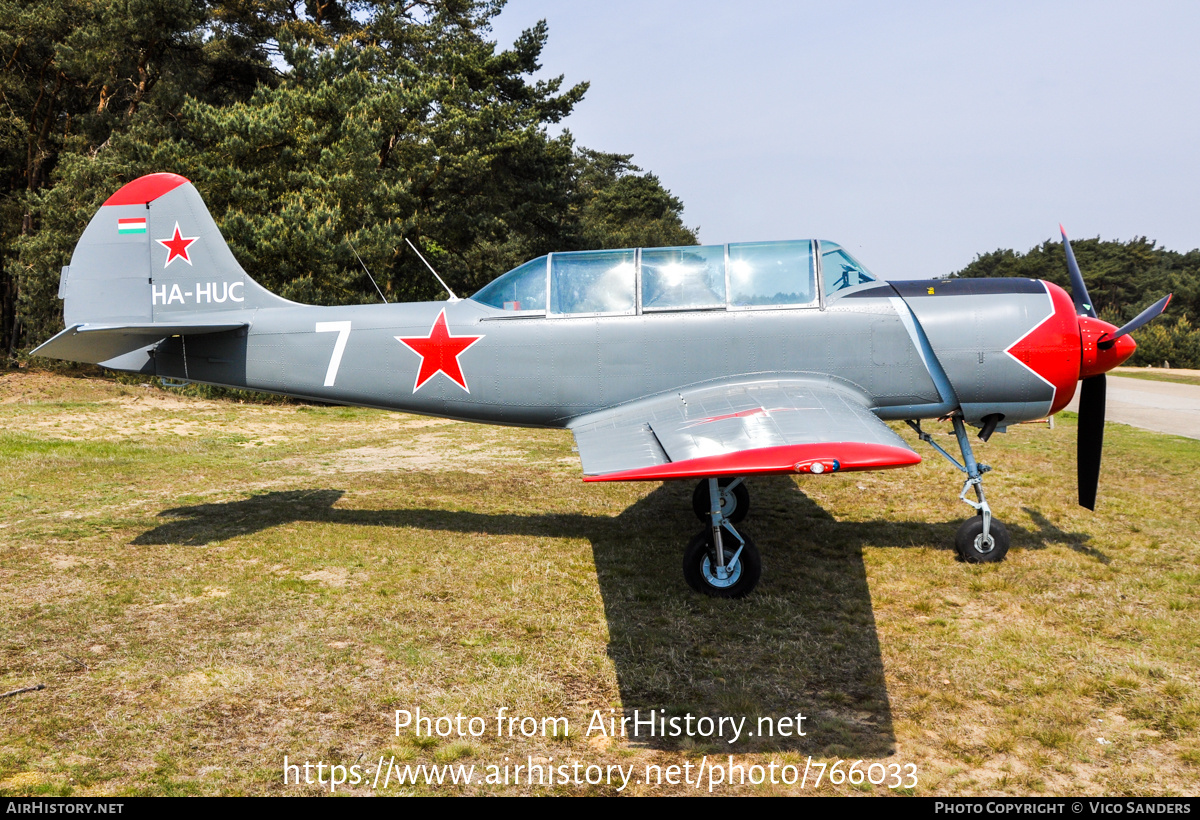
[
  {"left": 395, "top": 309, "right": 484, "bottom": 393},
  {"left": 156, "top": 221, "right": 197, "bottom": 267}
]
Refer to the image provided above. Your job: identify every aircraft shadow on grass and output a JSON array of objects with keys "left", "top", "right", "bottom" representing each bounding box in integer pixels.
[{"left": 133, "top": 478, "right": 1098, "bottom": 755}]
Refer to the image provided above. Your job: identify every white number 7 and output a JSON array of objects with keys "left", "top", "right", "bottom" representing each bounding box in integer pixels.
[{"left": 315, "top": 321, "right": 352, "bottom": 386}]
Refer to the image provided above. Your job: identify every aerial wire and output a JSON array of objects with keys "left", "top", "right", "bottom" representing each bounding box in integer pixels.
[{"left": 346, "top": 235, "right": 388, "bottom": 303}]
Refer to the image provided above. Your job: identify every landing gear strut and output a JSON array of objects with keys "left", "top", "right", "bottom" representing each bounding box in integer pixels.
[
  {"left": 691, "top": 477, "right": 749, "bottom": 524},
  {"left": 683, "top": 477, "right": 761, "bottom": 597},
  {"left": 907, "top": 418, "right": 1011, "bottom": 563}
]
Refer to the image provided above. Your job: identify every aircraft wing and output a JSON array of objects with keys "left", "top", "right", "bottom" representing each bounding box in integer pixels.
[{"left": 570, "top": 379, "right": 920, "bottom": 482}]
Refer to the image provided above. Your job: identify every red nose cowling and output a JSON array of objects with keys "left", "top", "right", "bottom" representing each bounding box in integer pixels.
[{"left": 1018, "top": 282, "right": 1084, "bottom": 415}]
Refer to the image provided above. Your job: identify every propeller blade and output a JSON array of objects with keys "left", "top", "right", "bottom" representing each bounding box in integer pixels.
[
  {"left": 1077, "top": 375, "right": 1106, "bottom": 510},
  {"left": 1060, "top": 225, "right": 1097, "bottom": 318},
  {"left": 1098, "top": 293, "right": 1173, "bottom": 350}
]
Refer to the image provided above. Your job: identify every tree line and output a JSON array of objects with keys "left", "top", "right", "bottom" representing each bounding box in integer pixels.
[
  {"left": 952, "top": 236, "right": 1200, "bottom": 369},
  {"left": 1, "top": 0, "right": 697, "bottom": 357},
  {"left": 6, "top": 1, "right": 1195, "bottom": 371}
]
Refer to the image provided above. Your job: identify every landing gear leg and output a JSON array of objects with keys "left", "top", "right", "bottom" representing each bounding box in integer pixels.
[
  {"left": 691, "top": 477, "right": 749, "bottom": 524},
  {"left": 907, "top": 419, "right": 1011, "bottom": 563},
  {"left": 683, "top": 477, "right": 761, "bottom": 597}
]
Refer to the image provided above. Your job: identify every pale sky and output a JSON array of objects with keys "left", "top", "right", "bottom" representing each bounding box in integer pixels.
[{"left": 490, "top": 1, "right": 1200, "bottom": 280}]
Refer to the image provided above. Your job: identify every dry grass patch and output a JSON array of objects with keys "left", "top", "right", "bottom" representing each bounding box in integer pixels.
[{"left": 0, "top": 370, "right": 1198, "bottom": 795}]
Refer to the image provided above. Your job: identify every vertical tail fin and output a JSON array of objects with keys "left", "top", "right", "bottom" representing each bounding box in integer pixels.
[{"left": 60, "top": 173, "right": 293, "bottom": 327}]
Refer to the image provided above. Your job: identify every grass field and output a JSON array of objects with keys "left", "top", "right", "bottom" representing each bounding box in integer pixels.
[
  {"left": 1, "top": 369, "right": 1198, "bottom": 796},
  {"left": 1113, "top": 368, "right": 1200, "bottom": 388}
]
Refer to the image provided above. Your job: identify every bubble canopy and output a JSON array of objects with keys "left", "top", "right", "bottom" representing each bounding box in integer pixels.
[{"left": 470, "top": 241, "right": 874, "bottom": 315}]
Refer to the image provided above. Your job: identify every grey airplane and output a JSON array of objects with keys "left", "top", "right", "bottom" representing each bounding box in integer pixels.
[{"left": 34, "top": 173, "right": 1172, "bottom": 597}]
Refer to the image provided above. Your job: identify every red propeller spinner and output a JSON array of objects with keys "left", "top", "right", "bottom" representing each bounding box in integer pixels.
[{"left": 1078, "top": 315, "right": 1137, "bottom": 379}]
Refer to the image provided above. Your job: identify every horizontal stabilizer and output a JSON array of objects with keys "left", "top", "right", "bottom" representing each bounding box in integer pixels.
[{"left": 32, "top": 321, "right": 247, "bottom": 365}]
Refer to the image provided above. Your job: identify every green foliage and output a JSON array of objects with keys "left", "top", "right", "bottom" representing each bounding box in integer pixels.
[
  {"left": 572, "top": 149, "right": 698, "bottom": 250},
  {"left": 1132, "top": 316, "right": 1200, "bottom": 370},
  {"left": 0, "top": 0, "right": 278, "bottom": 351},
  {"left": 3, "top": 0, "right": 696, "bottom": 353},
  {"left": 954, "top": 236, "right": 1200, "bottom": 368}
]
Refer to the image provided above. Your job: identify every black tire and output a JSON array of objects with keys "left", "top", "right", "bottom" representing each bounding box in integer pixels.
[
  {"left": 954, "top": 517, "right": 1010, "bottom": 563},
  {"left": 691, "top": 479, "right": 750, "bottom": 524},
  {"left": 682, "top": 528, "right": 761, "bottom": 598}
]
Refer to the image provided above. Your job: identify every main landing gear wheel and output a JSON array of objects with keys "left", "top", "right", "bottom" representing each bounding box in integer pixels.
[
  {"left": 691, "top": 478, "right": 749, "bottom": 524},
  {"left": 683, "top": 529, "right": 761, "bottom": 598},
  {"left": 954, "top": 516, "right": 1010, "bottom": 563}
]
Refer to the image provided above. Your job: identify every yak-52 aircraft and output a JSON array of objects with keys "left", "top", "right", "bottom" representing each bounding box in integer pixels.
[{"left": 34, "top": 173, "right": 1172, "bottom": 597}]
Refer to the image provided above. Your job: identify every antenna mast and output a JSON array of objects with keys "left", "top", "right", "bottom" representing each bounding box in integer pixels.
[{"left": 404, "top": 238, "right": 459, "bottom": 302}]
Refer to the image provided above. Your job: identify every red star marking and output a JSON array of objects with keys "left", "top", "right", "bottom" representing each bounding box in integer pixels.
[
  {"left": 395, "top": 309, "right": 484, "bottom": 393},
  {"left": 156, "top": 221, "right": 197, "bottom": 267}
]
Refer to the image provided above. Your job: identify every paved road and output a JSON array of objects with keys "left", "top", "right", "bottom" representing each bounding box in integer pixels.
[{"left": 1064, "top": 374, "right": 1200, "bottom": 440}]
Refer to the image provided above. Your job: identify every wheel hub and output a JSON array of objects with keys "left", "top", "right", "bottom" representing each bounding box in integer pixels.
[
  {"left": 974, "top": 533, "right": 995, "bottom": 554},
  {"left": 701, "top": 554, "right": 742, "bottom": 588}
]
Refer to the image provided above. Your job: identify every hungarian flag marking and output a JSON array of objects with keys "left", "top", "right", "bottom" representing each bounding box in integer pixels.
[{"left": 118, "top": 218, "right": 147, "bottom": 234}]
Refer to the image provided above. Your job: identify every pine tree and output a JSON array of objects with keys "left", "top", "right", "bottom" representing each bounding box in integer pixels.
[{"left": 7, "top": 1, "right": 698, "bottom": 352}]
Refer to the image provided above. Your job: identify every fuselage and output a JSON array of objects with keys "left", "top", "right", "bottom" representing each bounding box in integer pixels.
[
  {"left": 153, "top": 275, "right": 1087, "bottom": 430},
  {"left": 43, "top": 172, "right": 1117, "bottom": 431}
]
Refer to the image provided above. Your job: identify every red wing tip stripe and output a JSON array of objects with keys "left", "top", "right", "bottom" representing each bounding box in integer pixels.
[
  {"left": 583, "top": 442, "right": 920, "bottom": 482},
  {"left": 103, "top": 173, "right": 190, "bottom": 206}
]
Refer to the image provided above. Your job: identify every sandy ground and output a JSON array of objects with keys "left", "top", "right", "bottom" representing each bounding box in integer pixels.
[{"left": 1066, "top": 370, "right": 1200, "bottom": 440}]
